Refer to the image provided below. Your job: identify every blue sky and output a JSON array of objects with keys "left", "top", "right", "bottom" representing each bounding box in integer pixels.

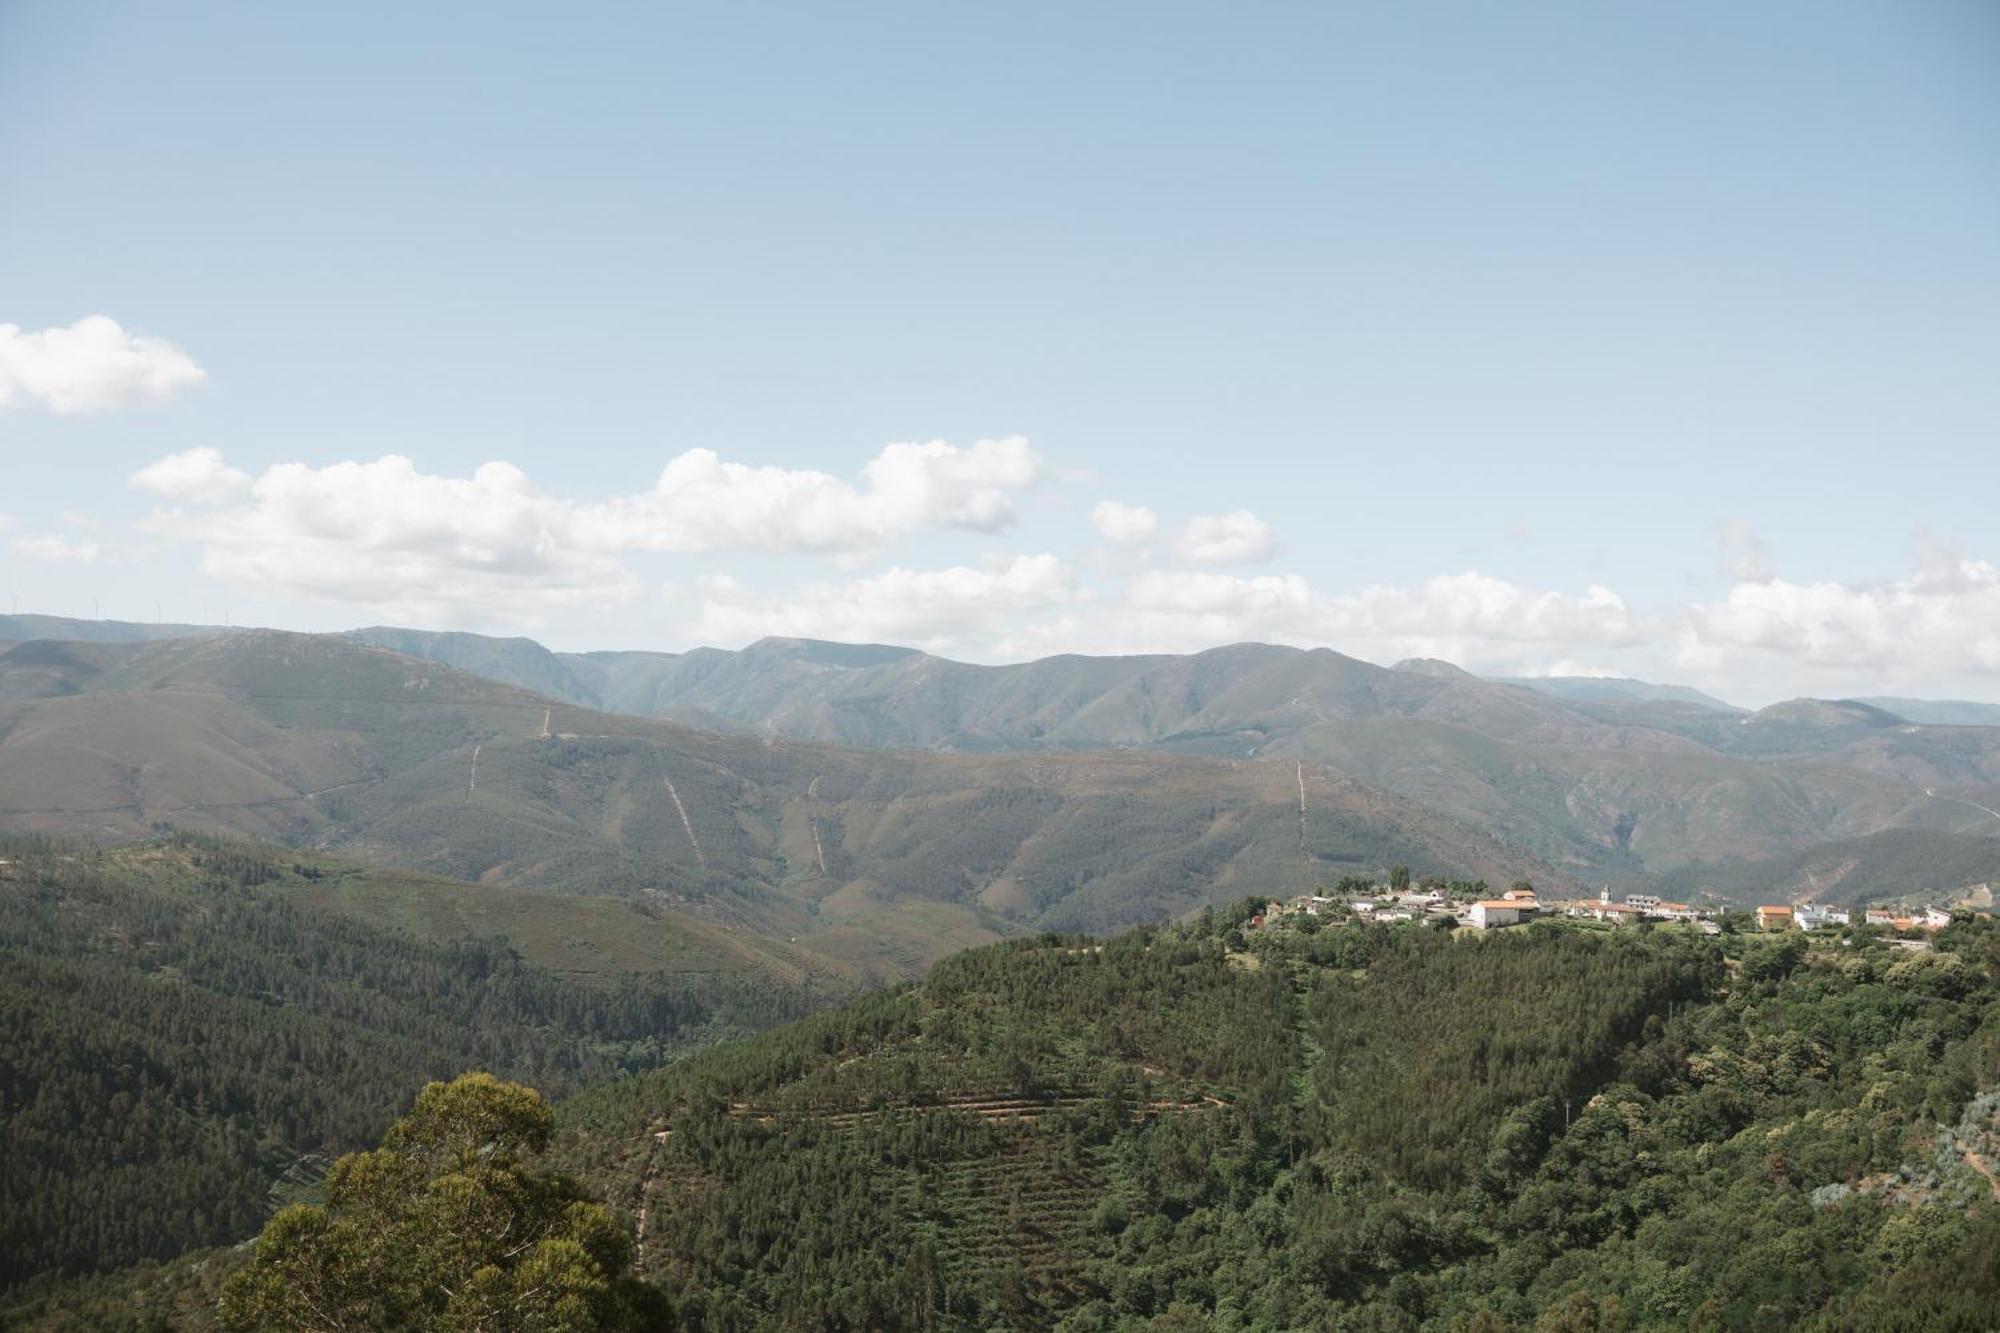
[{"left": 3, "top": 2, "right": 1998, "bottom": 704}]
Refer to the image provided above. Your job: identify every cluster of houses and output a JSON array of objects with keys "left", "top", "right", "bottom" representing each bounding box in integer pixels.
[
  {"left": 1752, "top": 902, "right": 1956, "bottom": 933},
  {"left": 1254, "top": 887, "right": 1476, "bottom": 929},
  {"left": 1253, "top": 884, "right": 1566, "bottom": 931},
  {"left": 1250, "top": 881, "right": 1977, "bottom": 937},
  {"left": 1566, "top": 889, "right": 1718, "bottom": 930},
  {"left": 1264, "top": 880, "right": 1456, "bottom": 924}
]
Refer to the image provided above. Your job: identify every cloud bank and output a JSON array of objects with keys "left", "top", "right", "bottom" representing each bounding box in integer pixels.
[
  {"left": 690, "top": 554, "right": 1085, "bottom": 651},
  {"left": 116, "top": 439, "right": 2000, "bottom": 701},
  {"left": 129, "top": 438, "right": 1045, "bottom": 623},
  {"left": 138, "top": 454, "right": 635, "bottom": 623},
  {"left": 668, "top": 548, "right": 2000, "bottom": 700},
  {"left": 1680, "top": 549, "right": 2000, "bottom": 680}
]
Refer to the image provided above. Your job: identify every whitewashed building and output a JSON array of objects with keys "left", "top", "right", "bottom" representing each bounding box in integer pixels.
[{"left": 1469, "top": 898, "right": 1538, "bottom": 930}]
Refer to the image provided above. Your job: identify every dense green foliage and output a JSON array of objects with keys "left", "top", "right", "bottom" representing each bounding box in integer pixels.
[
  {"left": 10, "top": 863, "right": 2000, "bottom": 1330},
  {"left": 0, "top": 838, "right": 805, "bottom": 1287},
  {"left": 1311, "top": 927, "right": 1714, "bottom": 1189},
  {"left": 219, "top": 1074, "right": 662, "bottom": 1331},
  {"left": 550, "top": 910, "right": 2000, "bottom": 1331}
]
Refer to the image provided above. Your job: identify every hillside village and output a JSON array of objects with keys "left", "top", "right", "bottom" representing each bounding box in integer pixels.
[{"left": 1249, "top": 872, "right": 1990, "bottom": 938}]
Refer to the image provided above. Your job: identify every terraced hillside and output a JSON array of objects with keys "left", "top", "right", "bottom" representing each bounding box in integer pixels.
[
  {"left": 549, "top": 911, "right": 2000, "bottom": 1330},
  {"left": 0, "top": 632, "right": 1555, "bottom": 982}
]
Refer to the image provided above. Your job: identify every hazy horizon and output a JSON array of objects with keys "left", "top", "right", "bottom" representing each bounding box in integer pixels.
[
  {"left": 6, "top": 2, "right": 1999, "bottom": 706},
  {"left": 19, "top": 604, "right": 2000, "bottom": 715}
]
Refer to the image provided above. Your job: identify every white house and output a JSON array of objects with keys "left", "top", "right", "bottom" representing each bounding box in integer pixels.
[{"left": 1469, "top": 898, "right": 1538, "bottom": 930}]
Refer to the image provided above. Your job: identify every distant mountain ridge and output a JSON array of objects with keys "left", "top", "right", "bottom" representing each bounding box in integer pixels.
[
  {"left": 1497, "top": 673, "right": 1742, "bottom": 713},
  {"left": 1855, "top": 696, "right": 2000, "bottom": 727},
  {"left": 329, "top": 625, "right": 2000, "bottom": 895},
  {"left": 17, "top": 613, "right": 1996, "bottom": 738},
  {"left": 0, "top": 631, "right": 1557, "bottom": 982},
  {"left": 0, "top": 613, "right": 223, "bottom": 645},
  {"left": 9, "top": 615, "right": 2000, "bottom": 903}
]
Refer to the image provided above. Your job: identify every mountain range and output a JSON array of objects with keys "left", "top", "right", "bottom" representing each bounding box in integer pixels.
[
  {"left": 6, "top": 614, "right": 2000, "bottom": 922},
  {"left": 339, "top": 624, "right": 2000, "bottom": 902},
  {"left": 0, "top": 630, "right": 1551, "bottom": 983},
  {"left": 6, "top": 615, "right": 2000, "bottom": 1329}
]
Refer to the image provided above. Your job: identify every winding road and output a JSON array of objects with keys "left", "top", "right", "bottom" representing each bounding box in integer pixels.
[{"left": 1922, "top": 787, "right": 2000, "bottom": 824}]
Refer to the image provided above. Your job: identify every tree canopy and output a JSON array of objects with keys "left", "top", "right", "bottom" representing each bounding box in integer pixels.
[{"left": 220, "top": 1074, "right": 662, "bottom": 1332}]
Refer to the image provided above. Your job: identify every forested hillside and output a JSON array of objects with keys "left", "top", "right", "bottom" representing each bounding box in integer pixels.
[
  {"left": 542, "top": 911, "right": 2000, "bottom": 1331},
  {"left": 9, "top": 906, "right": 1999, "bottom": 1329},
  {"left": 0, "top": 838, "right": 809, "bottom": 1288}
]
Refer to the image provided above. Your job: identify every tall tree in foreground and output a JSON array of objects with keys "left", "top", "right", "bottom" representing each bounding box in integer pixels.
[{"left": 221, "top": 1074, "right": 661, "bottom": 1332}]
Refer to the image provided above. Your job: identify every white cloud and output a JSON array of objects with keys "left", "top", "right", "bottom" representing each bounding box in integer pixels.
[
  {"left": 1679, "top": 548, "right": 2000, "bottom": 680},
  {"left": 689, "top": 554, "right": 1085, "bottom": 652},
  {"left": 1716, "top": 518, "right": 1774, "bottom": 582},
  {"left": 584, "top": 436, "right": 1042, "bottom": 554},
  {"left": 1538, "top": 659, "right": 1622, "bottom": 679},
  {"left": 666, "top": 547, "right": 2000, "bottom": 697},
  {"left": 110, "top": 436, "right": 2000, "bottom": 702},
  {"left": 1126, "top": 569, "right": 1315, "bottom": 619},
  {"left": 968, "top": 567, "right": 1644, "bottom": 669},
  {"left": 138, "top": 454, "right": 638, "bottom": 623},
  {"left": 1033, "top": 552, "right": 2000, "bottom": 696},
  {"left": 1177, "top": 510, "right": 1277, "bottom": 564},
  {"left": 131, "top": 447, "right": 254, "bottom": 505},
  {"left": 1319, "top": 572, "right": 1640, "bottom": 654},
  {"left": 0, "top": 316, "right": 206, "bottom": 414},
  {"left": 12, "top": 534, "right": 102, "bottom": 563},
  {"left": 1089, "top": 500, "right": 1159, "bottom": 545},
  {"left": 127, "top": 439, "right": 1044, "bottom": 623}
]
